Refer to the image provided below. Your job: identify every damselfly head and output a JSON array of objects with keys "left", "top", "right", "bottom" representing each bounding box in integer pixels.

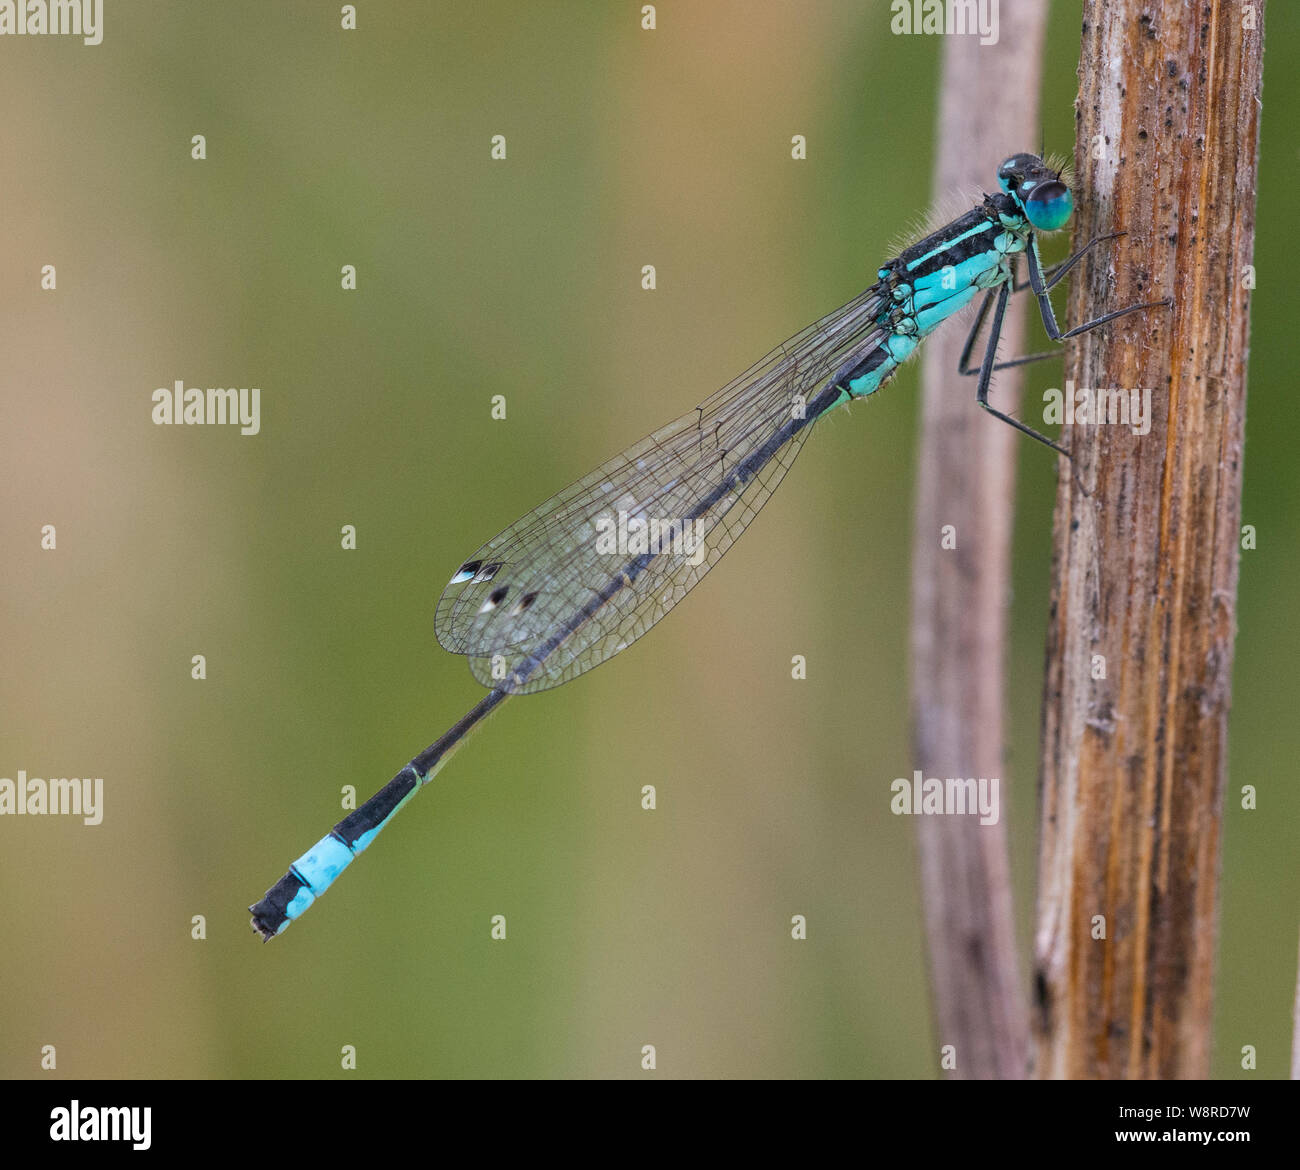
[{"left": 997, "top": 152, "right": 1074, "bottom": 233}]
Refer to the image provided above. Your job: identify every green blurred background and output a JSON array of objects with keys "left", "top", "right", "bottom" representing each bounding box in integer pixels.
[{"left": 0, "top": 2, "right": 1294, "bottom": 1078}]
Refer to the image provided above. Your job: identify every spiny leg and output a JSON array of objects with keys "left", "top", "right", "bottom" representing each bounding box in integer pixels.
[
  {"left": 1026, "top": 239, "right": 1171, "bottom": 341},
  {"left": 961, "top": 233, "right": 1172, "bottom": 377},
  {"left": 1013, "top": 231, "right": 1127, "bottom": 294},
  {"left": 958, "top": 267, "right": 1068, "bottom": 379},
  {"left": 957, "top": 288, "right": 998, "bottom": 375},
  {"left": 974, "top": 280, "right": 1069, "bottom": 457}
]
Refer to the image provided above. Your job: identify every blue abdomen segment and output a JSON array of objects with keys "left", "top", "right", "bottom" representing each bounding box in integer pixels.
[
  {"left": 289, "top": 835, "right": 355, "bottom": 898},
  {"left": 839, "top": 343, "right": 898, "bottom": 397},
  {"left": 248, "top": 765, "right": 422, "bottom": 937}
]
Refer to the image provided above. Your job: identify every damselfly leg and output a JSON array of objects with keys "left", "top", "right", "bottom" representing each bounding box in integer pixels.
[{"left": 957, "top": 233, "right": 1172, "bottom": 456}]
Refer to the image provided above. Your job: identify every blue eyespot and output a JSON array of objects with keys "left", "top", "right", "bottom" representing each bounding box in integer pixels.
[
  {"left": 1024, "top": 181, "right": 1073, "bottom": 232},
  {"left": 997, "top": 152, "right": 1036, "bottom": 193}
]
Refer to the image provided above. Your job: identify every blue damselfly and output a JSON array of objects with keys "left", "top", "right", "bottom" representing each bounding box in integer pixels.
[{"left": 250, "top": 153, "right": 1169, "bottom": 939}]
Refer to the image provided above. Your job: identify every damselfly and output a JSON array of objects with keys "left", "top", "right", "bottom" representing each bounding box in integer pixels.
[{"left": 250, "top": 152, "right": 1169, "bottom": 939}]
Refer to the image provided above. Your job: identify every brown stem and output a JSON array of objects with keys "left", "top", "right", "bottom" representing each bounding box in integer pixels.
[
  {"left": 910, "top": 4, "right": 1048, "bottom": 1080},
  {"left": 1033, "top": 0, "right": 1263, "bottom": 1078}
]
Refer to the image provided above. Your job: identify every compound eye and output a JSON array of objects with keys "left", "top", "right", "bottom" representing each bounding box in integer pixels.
[{"left": 1024, "top": 180, "right": 1073, "bottom": 232}]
